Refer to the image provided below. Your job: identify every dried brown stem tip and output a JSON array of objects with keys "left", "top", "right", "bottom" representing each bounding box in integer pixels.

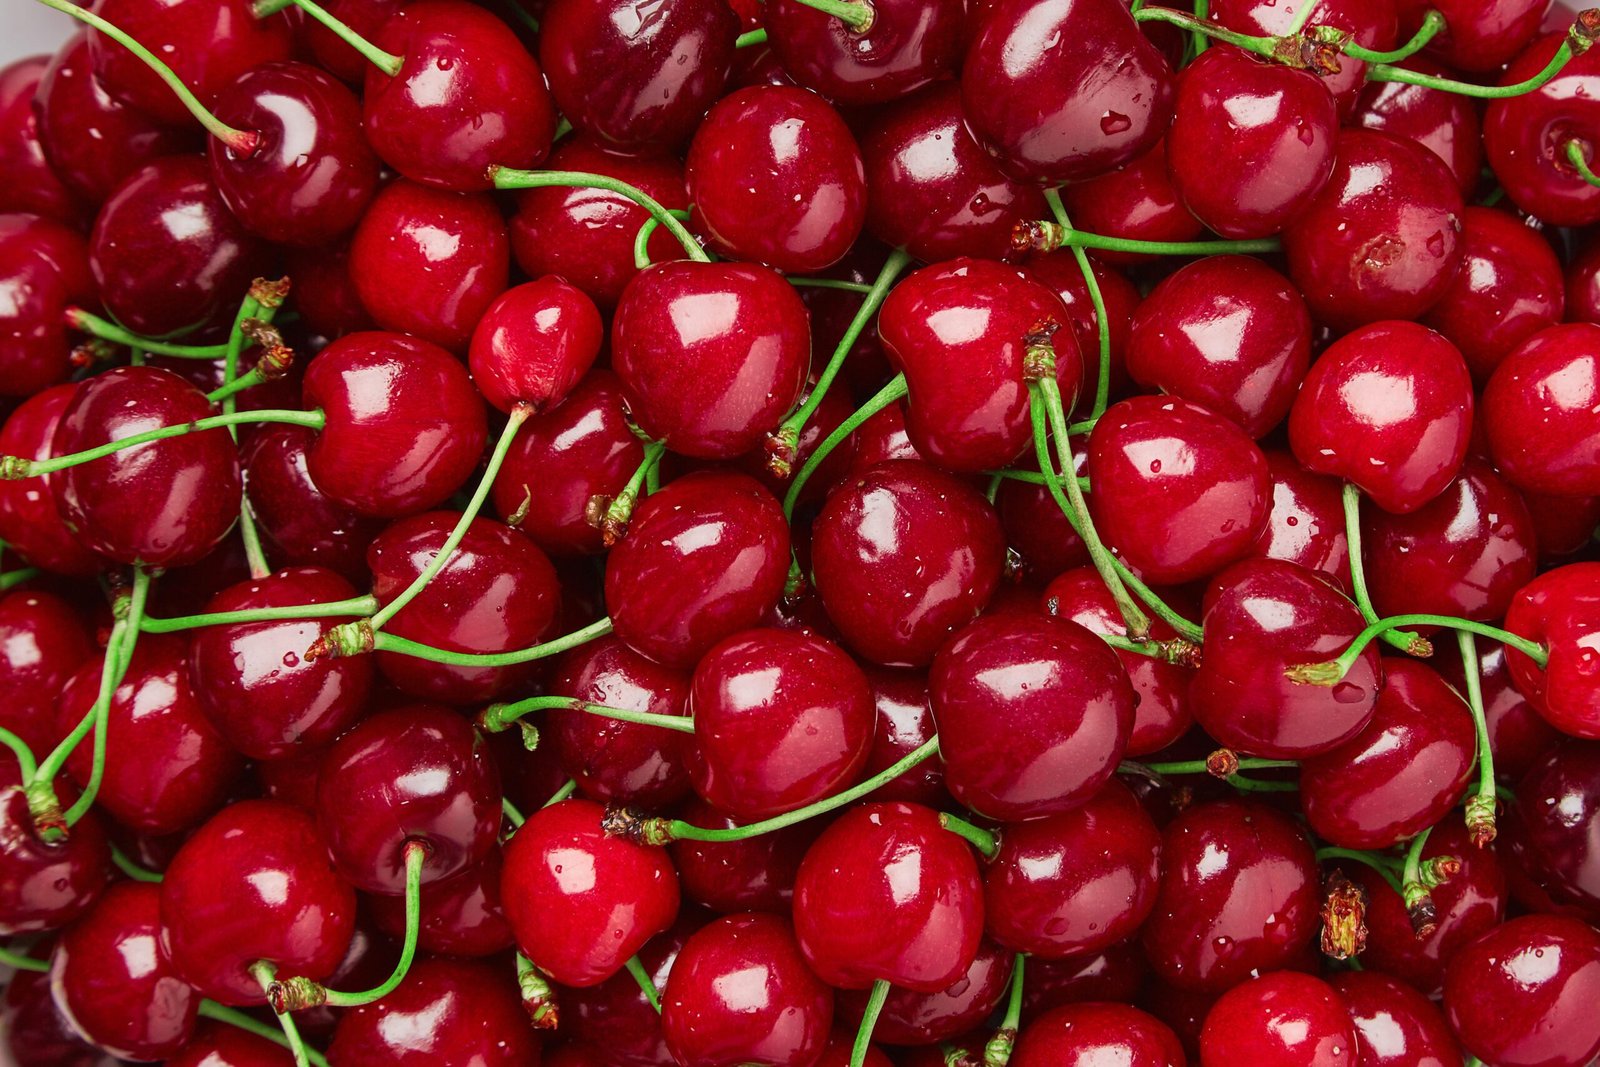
[
  {"left": 1204, "top": 749, "right": 1241, "bottom": 779},
  {"left": 1319, "top": 870, "right": 1368, "bottom": 960},
  {"left": 1466, "top": 794, "right": 1498, "bottom": 848},
  {"left": 249, "top": 276, "right": 293, "bottom": 308},
  {"left": 763, "top": 430, "right": 798, "bottom": 482},
  {"left": 601, "top": 805, "right": 675, "bottom": 847},
  {"left": 267, "top": 975, "right": 328, "bottom": 1013}
]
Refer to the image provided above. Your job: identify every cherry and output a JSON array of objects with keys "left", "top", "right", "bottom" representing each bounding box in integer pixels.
[
  {"left": 0, "top": 59, "right": 86, "bottom": 226},
  {"left": 1024, "top": 251, "right": 1140, "bottom": 416},
  {"left": 1502, "top": 562, "right": 1600, "bottom": 739},
  {"left": 1329, "top": 971, "right": 1462, "bottom": 1067},
  {"left": 1444, "top": 915, "right": 1600, "bottom": 1067},
  {"left": 688, "top": 627, "right": 874, "bottom": 819},
  {"left": 363, "top": 0, "right": 555, "bottom": 191},
  {"left": 327, "top": 957, "right": 542, "bottom": 1066},
  {"left": 766, "top": 0, "right": 963, "bottom": 104},
  {"left": 1011, "top": 1002, "right": 1186, "bottom": 1067},
  {"left": 1057, "top": 140, "right": 1202, "bottom": 268},
  {"left": 161, "top": 799, "right": 356, "bottom": 1005},
  {"left": 859, "top": 83, "right": 1048, "bottom": 263},
  {"left": 859, "top": 667, "right": 946, "bottom": 806},
  {"left": 812, "top": 460, "right": 1005, "bottom": 668},
  {"left": 1023, "top": 943, "right": 1149, "bottom": 1017},
  {"left": 0, "top": 388, "right": 96, "bottom": 575},
  {"left": 282, "top": 241, "right": 375, "bottom": 340},
  {"left": 1485, "top": 32, "right": 1600, "bottom": 227},
  {"left": 1401, "top": 0, "right": 1547, "bottom": 71},
  {"left": 166, "top": 1021, "right": 298, "bottom": 1066},
  {"left": 562, "top": 913, "right": 691, "bottom": 1063},
  {"left": 1249, "top": 451, "right": 1351, "bottom": 592},
  {"left": 662, "top": 912, "right": 834, "bottom": 1067},
  {"left": 1567, "top": 233, "right": 1600, "bottom": 326},
  {"left": 1199, "top": 972, "right": 1356, "bottom": 1067},
  {"left": 0, "top": 591, "right": 92, "bottom": 755},
  {"left": 673, "top": 796, "right": 818, "bottom": 915},
  {"left": 836, "top": 938, "right": 1011, "bottom": 1047},
  {"left": 1208, "top": 0, "right": 1397, "bottom": 113},
  {"left": 1, "top": 951, "right": 114, "bottom": 1067},
  {"left": 961, "top": 0, "right": 1175, "bottom": 183},
  {"left": 1140, "top": 797, "right": 1319, "bottom": 993},
  {"left": 0, "top": 214, "right": 96, "bottom": 400},
  {"left": 838, "top": 400, "right": 925, "bottom": 479},
  {"left": 239, "top": 426, "right": 384, "bottom": 582},
  {"left": 793, "top": 801, "right": 983, "bottom": 993},
  {"left": 1166, "top": 45, "right": 1337, "bottom": 238},
  {"left": 612, "top": 261, "right": 810, "bottom": 459},
  {"left": 347, "top": 180, "right": 510, "bottom": 354},
  {"left": 1438, "top": 640, "right": 1561, "bottom": 782},
  {"left": 48, "top": 881, "right": 197, "bottom": 1061},
  {"left": 366, "top": 848, "right": 514, "bottom": 958},
  {"left": 1351, "top": 56, "right": 1484, "bottom": 197},
  {"left": 186, "top": 566, "right": 374, "bottom": 760},
  {"left": 879, "top": 258, "right": 1079, "bottom": 472},
  {"left": 300, "top": 331, "right": 488, "bottom": 518},
  {"left": 1505, "top": 743, "right": 1600, "bottom": 916},
  {"left": 0, "top": 768, "right": 108, "bottom": 935},
  {"left": 1282, "top": 130, "right": 1465, "bottom": 332},
  {"left": 1483, "top": 323, "right": 1600, "bottom": 498},
  {"left": 468, "top": 277, "right": 603, "bottom": 416},
  {"left": 298, "top": 0, "right": 403, "bottom": 83},
  {"left": 539, "top": 0, "right": 737, "bottom": 152}
]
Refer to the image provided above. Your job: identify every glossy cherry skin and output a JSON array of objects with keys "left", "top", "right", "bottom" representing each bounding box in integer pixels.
[
  {"left": 1329, "top": 972, "right": 1461, "bottom": 1067},
  {"left": 0, "top": 214, "right": 97, "bottom": 399},
  {"left": 688, "top": 628, "right": 874, "bottom": 819},
  {"left": 1484, "top": 323, "right": 1600, "bottom": 498},
  {"left": 612, "top": 261, "right": 809, "bottom": 459},
  {"left": 1057, "top": 140, "right": 1201, "bottom": 269},
  {"left": 1199, "top": 972, "right": 1355, "bottom": 1067},
  {"left": 366, "top": 849, "right": 514, "bottom": 958},
  {"left": 662, "top": 912, "right": 833, "bottom": 1067},
  {"left": 0, "top": 59, "right": 85, "bottom": 226},
  {"left": 0, "top": 387, "right": 101, "bottom": 575},
  {"left": 766, "top": 0, "right": 962, "bottom": 104},
  {"left": 860, "top": 667, "right": 946, "bottom": 805},
  {"left": 1140, "top": 798, "right": 1319, "bottom": 993},
  {"left": 1011, "top": 1002, "right": 1186, "bottom": 1067},
  {"left": 1507, "top": 743, "right": 1600, "bottom": 916},
  {"left": 1088, "top": 395, "right": 1271, "bottom": 585},
  {"left": 0, "top": 772, "right": 109, "bottom": 936},
  {"left": 1351, "top": 56, "right": 1484, "bottom": 197},
  {"left": 672, "top": 798, "right": 819, "bottom": 916},
  {"left": 1288, "top": 320, "right": 1473, "bottom": 514},
  {"left": 501, "top": 798, "right": 679, "bottom": 987},
  {"left": 878, "top": 258, "right": 1079, "bottom": 472},
  {"left": 1440, "top": 640, "right": 1561, "bottom": 782},
  {"left": 1503, "top": 563, "right": 1600, "bottom": 738},
  {"left": 328, "top": 957, "right": 542, "bottom": 1066},
  {"left": 1422, "top": 207, "right": 1565, "bottom": 385},
  {"left": 1167, "top": 45, "right": 1337, "bottom": 238},
  {"left": 161, "top": 799, "right": 356, "bottom": 1005},
  {"left": 1211, "top": 0, "right": 1396, "bottom": 111},
  {"left": 561, "top": 913, "right": 690, "bottom": 1065},
  {"left": 301, "top": 331, "right": 488, "bottom": 518},
  {"left": 932, "top": 612, "right": 1134, "bottom": 821},
  {"left": 363, "top": 0, "right": 555, "bottom": 191},
  {"left": 186, "top": 567, "right": 373, "bottom": 760},
  {"left": 467, "top": 277, "right": 603, "bottom": 415},
  {"left": 239, "top": 426, "right": 383, "bottom": 582},
  {"left": 347, "top": 180, "right": 510, "bottom": 353},
  {"left": 1026, "top": 251, "right": 1140, "bottom": 415},
  {"left": 1249, "top": 451, "right": 1351, "bottom": 592},
  {"left": 1486, "top": 33, "right": 1600, "bottom": 226},
  {"left": 1445, "top": 915, "right": 1600, "bottom": 1067},
  {"left": 793, "top": 801, "right": 983, "bottom": 992},
  {"left": 539, "top": 0, "right": 736, "bottom": 152},
  {"left": 48, "top": 881, "right": 197, "bottom": 1061},
  {"left": 1362, "top": 457, "right": 1538, "bottom": 623},
  {"left": 1125, "top": 256, "right": 1311, "bottom": 439},
  {"left": 1283, "top": 130, "right": 1464, "bottom": 331},
  {"left": 961, "top": 0, "right": 1175, "bottom": 183},
  {"left": 296, "top": 0, "right": 404, "bottom": 83},
  {"left": 837, "top": 947, "right": 1006, "bottom": 1051},
  {"left": 1404, "top": 0, "right": 1548, "bottom": 70},
  {"left": 1, "top": 952, "right": 117, "bottom": 1067},
  {"left": 0, "top": 590, "right": 92, "bottom": 755}
]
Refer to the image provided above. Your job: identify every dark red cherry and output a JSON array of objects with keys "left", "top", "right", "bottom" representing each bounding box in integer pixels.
[
  {"left": 1250, "top": 451, "right": 1351, "bottom": 592},
  {"left": 1125, "top": 256, "right": 1311, "bottom": 439},
  {"left": 1351, "top": 55, "right": 1483, "bottom": 197},
  {"left": 316, "top": 705, "right": 501, "bottom": 893},
  {"left": 860, "top": 667, "right": 945, "bottom": 805},
  {"left": 167, "top": 1020, "right": 298, "bottom": 1066},
  {"left": 1166, "top": 45, "right": 1336, "bottom": 238},
  {"left": 1503, "top": 562, "right": 1600, "bottom": 739},
  {"left": 612, "top": 261, "right": 809, "bottom": 459},
  {"left": 1057, "top": 140, "right": 1201, "bottom": 268},
  {"left": 1300, "top": 659, "right": 1476, "bottom": 849},
  {"left": 766, "top": 0, "right": 963, "bottom": 104},
  {"left": 161, "top": 799, "right": 356, "bottom": 1005},
  {"left": 1484, "top": 323, "right": 1600, "bottom": 498},
  {"left": 1012, "top": 1002, "right": 1186, "bottom": 1067},
  {"left": 1402, "top": 0, "right": 1547, "bottom": 70},
  {"left": 347, "top": 180, "right": 509, "bottom": 353},
  {"left": 932, "top": 612, "right": 1134, "bottom": 821},
  {"left": 367, "top": 848, "right": 514, "bottom": 958},
  {"left": 0, "top": 59, "right": 85, "bottom": 226},
  {"left": 57, "top": 634, "right": 241, "bottom": 837},
  {"left": 662, "top": 912, "right": 833, "bottom": 1067},
  {"left": 688, "top": 628, "right": 874, "bottom": 819},
  {"left": 328, "top": 957, "right": 542, "bottom": 1066},
  {"left": 1, "top": 949, "right": 115, "bottom": 1067},
  {"left": 879, "top": 257, "right": 1078, "bottom": 472},
  {"left": 1023, "top": 942, "right": 1148, "bottom": 1016},
  {"left": 1568, "top": 233, "right": 1600, "bottom": 327},
  {"left": 1444, "top": 915, "right": 1600, "bottom": 1067},
  {"left": 996, "top": 470, "right": 1089, "bottom": 586},
  {"left": 793, "top": 801, "right": 983, "bottom": 992},
  {"left": 298, "top": 0, "right": 403, "bottom": 83},
  {"left": 239, "top": 426, "right": 384, "bottom": 582},
  {"left": 606, "top": 471, "right": 790, "bottom": 669},
  {"left": 1200, "top": 972, "right": 1356, "bottom": 1067},
  {"left": 1210, "top": 0, "right": 1396, "bottom": 111},
  {"left": 1439, "top": 640, "right": 1561, "bottom": 782},
  {"left": 1329, "top": 971, "right": 1462, "bottom": 1067},
  {"left": 1485, "top": 32, "right": 1600, "bottom": 227},
  {"left": 363, "top": 0, "right": 555, "bottom": 191},
  {"left": 301, "top": 331, "right": 489, "bottom": 517},
  {"left": 539, "top": 0, "right": 736, "bottom": 152},
  {"left": 672, "top": 794, "right": 819, "bottom": 914},
  {"left": 90, "top": 157, "right": 273, "bottom": 339},
  {"left": 961, "top": 0, "right": 1175, "bottom": 183},
  {"left": 811, "top": 460, "right": 1005, "bottom": 667},
  {"left": 836, "top": 939, "right": 1011, "bottom": 1047},
  {"left": 0, "top": 214, "right": 96, "bottom": 399},
  {"left": 209, "top": 61, "right": 379, "bottom": 247},
  {"left": 282, "top": 240, "right": 374, "bottom": 340},
  {"left": 0, "top": 387, "right": 97, "bottom": 575},
  {"left": 468, "top": 277, "right": 603, "bottom": 415},
  {"left": 1024, "top": 251, "right": 1140, "bottom": 414},
  {"left": 1283, "top": 130, "right": 1464, "bottom": 331},
  {"left": 49, "top": 881, "right": 197, "bottom": 1061},
  {"left": 0, "top": 590, "right": 92, "bottom": 755},
  {"left": 1140, "top": 798, "right": 1319, "bottom": 993},
  {"left": 562, "top": 913, "right": 692, "bottom": 1064},
  {"left": 1288, "top": 320, "right": 1473, "bottom": 514},
  {"left": 1506, "top": 743, "right": 1600, "bottom": 916},
  {"left": 500, "top": 797, "right": 679, "bottom": 987},
  {"left": 0, "top": 769, "right": 108, "bottom": 935}
]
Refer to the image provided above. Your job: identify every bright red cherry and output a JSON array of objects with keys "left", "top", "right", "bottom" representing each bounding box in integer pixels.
[
  {"left": 0, "top": 386, "right": 98, "bottom": 575},
  {"left": 0, "top": 590, "right": 92, "bottom": 755},
  {"left": 240, "top": 426, "right": 384, "bottom": 582},
  {"left": 1503, "top": 562, "right": 1600, "bottom": 739},
  {"left": 1483, "top": 323, "right": 1600, "bottom": 498},
  {"left": 468, "top": 277, "right": 603, "bottom": 415},
  {"left": 860, "top": 667, "right": 946, "bottom": 806},
  {"left": 1200, "top": 972, "right": 1356, "bottom": 1067},
  {"left": 1250, "top": 451, "right": 1351, "bottom": 592},
  {"left": 0, "top": 59, "right": 86, "bottom": 226},
  {"left": 0, "top": 214, "right": 96, "bottom": 399},
  {"left": 1209, "top": 0, "right": 1397, "bottom": 112},
  {"left": 1351, "top": 56, "right": 1484, "bottom": 197},
  {"left": 1057, "top": 140, "right": 1201, "bottom": 268},
  {"left": 0, "top": 768, "right": 108, "bottom": 935},
  {"left": 1485, "top": 32, "right": 1600, "bottom": 227},
  {"left": 327, "top": 957, "right": 543, "bottom": 1066},
  {"left": 366, "top": 849, "right": 514, "bottom": 959},
  {"left": 766, "top": 0, "right": 964, "bottom": 104},
  {"left": 1401, "top": 0, "right": 1547, "bottom": 70},
  {"left": 1011, "top": 1002, "right": 1186, "bottom": 1067},
  {"left": 1330, "top": 971, "right": 1463, "bottom": 1067}
]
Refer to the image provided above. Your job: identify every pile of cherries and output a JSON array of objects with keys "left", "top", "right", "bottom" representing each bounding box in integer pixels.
[{"left": 8, "top": 0, "right": 1600, "bottom": 1062}]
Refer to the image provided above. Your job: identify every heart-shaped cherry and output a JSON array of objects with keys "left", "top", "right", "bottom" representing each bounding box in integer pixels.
[{"left": 467, "top": 277, "right": 603, "bottom": 416}]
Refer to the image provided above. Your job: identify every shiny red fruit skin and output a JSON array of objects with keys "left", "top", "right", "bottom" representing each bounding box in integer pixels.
[
  {"left": 0, "top": 214, "right": 97, "bottom": 399},
  {"left": 0, "top": 770, "right": 109, "bottom": 936},
  {"left": 1209, "top": 0, "right": 1397, "bottom": 113},
  {"left": 467, "top": 277, "right": 603, "bottom": 415},
  {"left": 765, "top": 0, "right": 964, "bottom": 105},
  {"left": 1483, "top": 323, "right": 1600, "bottom": 498},
  {"left": 1485, "top": 32, "right": 1600, "bottom": 227},
  {"left": 327, "top": 957, "right": 543, "bottom": 1066},
  {"left": 1399, "top": 0, "right": 1546, "bottom": 71},
  {"left": 240, "top": 426, "right": 383, "bottom": 583},
  {"left": 1505, "top": 743, "right": 1600, "bottom": 918},
  {"left": 1199, "top": 972, "right": 1357, "bottom": 1067},
  {"left": 1330, "top": 970, "right": 1463, "bottom": 1067},
  {"left": 1011, "top": 1002, "right": 1186, "bottom": 1067},
  {"left": 1351, "top": 56, "right": 1483, "bottom": 196},
  {"left": 835, "top": 938, "right": 1013, "bottom": 1046},
  {"left": 1503, "top": 562, "right": 1600, "bottom": 739},
  {"left": 0, "top": 59, "right": 87, "bottom": 226},
  {"left": 0, "top": 590, "right": 92, "bottom": 755},
  {"left": 0, "top": 386, "right": 99, "bottom": 575}
]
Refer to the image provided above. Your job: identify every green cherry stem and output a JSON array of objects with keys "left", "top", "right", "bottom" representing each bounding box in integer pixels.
[
  {"left": 224, "top": 283, "right": 288, "bottom": 579},
  {"left": 1337, "top": 9, "right": 1445, "bottom": 63},
  {"left": 1014, "top": 218, "right": 1282, "bottom": 258},
  {"left": 784, "top": 372, "right": 908, "bottom": 522},
  {"left": 983, "top": 955, "right": 1026, "bottom": 1067},
  {"left": 1342, "top": 483, "right": 1426, "bottom": 654},
  {"left": 365, "top": 616, "right": 615, "bottom": 667},
  {"left": 63, "top": 568, "right": 150, "bottom": 829},
  {"left": 1132, "top": 5, "right": 1279, "bottom": 58},
  {"left": 1565, "top": 139, "right": 1600, "bottom": 188},
  {"left": 1286, "top": 614, "right": 1546, "bottom": 686},
  {"left": 479, "top": 695, "right": 696, "bottom": 736},
  {"left": 0, "top": 409, "right": 327, "bottom": 480},
  {"left": 631, "top": 209, "right": 694, "bottom": 270},
  {"left": 515, "top": 953, "right": 560, "bottom": 1029},
  {"left": 790, "top": 0, "right": 875, "bottom": 31},
  {"left": 625, "top": 956, "right": 662, "bottom": 1014},
  {"left": 492, "top": 168, "right": 710, "bottom": 262},
  {"left": 1367, "top": 15, "right": 1596, "bottom": 96},
  {"left": 1044, "top": 189, "right": 1113, "bottom": 421},
  {"left": 111, "top": 843, "right": 164, "bottom": 883},
  {"left": 986, "top": 468, "right": 1092, "bottom": 492},
  {"left": 253, "top": 0, "right": 403, "bottom": 75},
  {"left": 199, "top": 1001, "right": 330, "bottom": 1067},
  {"left": 544, "top": 779, "right": 578, "bottom": 807},
  {"left": 501, "top": 796, "right": 526, "bottom": 830},
  {"left": 1099, "top": 632, "right": 1202, "bottom": 667},
  {"left": 736, "top": 27, "right": 769, "bottom": 47},
  {"left": 1400, "top": 826, "right": 1459, "bottom": 936},
  {"left": 139, "top": 595, "right": 381, "bottom": 634},
  {"left": 1455, "top": 631, "right": 1499, "bottom": 848},
  {"left": 0, "top": 568, "right": 37, "bottom": 593},
  {"left": 1281, "top": 0, "right": 1319, "bottom": 35},
  {"left": 786, "top": 278, "right": 875, "bottom": 295},
  {"left": 0, "top": 944, "right": 48, "bottom": 973},
  {"left": 1314, "top": 845, "right": 1406, "bottom": 895},
  {"left": 595, "top": 440, "right": 668, "bottom": 546},
  {"left": 938, "top": 812, "right": 999, "bottom": 859},
  {"left": 0, "top": 726, "right": 38, "bottom": 781},
  {"left": 1138, "top": 753, "right": 1298, "bottom": 777},
  {"left": 64, "top": 308, "right": 232, "bottom": 359},
  {"left": 852, "top": 980, "right": 891, "bottom": 1067},
  {"left": 252, "top": 962, "right": 312, "bottom": 1067}
]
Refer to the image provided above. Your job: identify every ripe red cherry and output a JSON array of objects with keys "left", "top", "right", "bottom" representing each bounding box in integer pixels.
[
  {"left": 1506, "top": 743, "right": 1600, "bottom": 915},
  {"left": 1351, "top": 56, "right": 1484, "bottom": 197},
  {"left": 501, "top": 798, "right": 679, "bottom": 987},
  {"left": 49, "top": 882, "right": 198, "bottom": 1061},
  {"left": 0, "top": 769, "right": 108, "bottom": 935},
  {"left": 1166, "top": 45, "right": 1337, "bottom": 238},
  {"left": 1200, "top": 972, "right": 1357, "bottom": 1067},
  {"left": 878, "top": 258, "right": 1079, "bottom": 472},
  {"left": 363, "top": 0, "right": 555, "bottom": 191},
  {"left": 688, "top": 628, "right": 874, "bottom": 819},
  {"left": 766, "top": 0, "right": 963, "bottom": 104},
  {"left": 561, "top": 913, "right": 692, "bottom": 1062},
  {"left": 1444, "top": 915, "right": 1600, "bottom": 1067},
  {"left": 612, "top": 261, "right": 809, "bottom": 459},
  {"left": 300, "top": 331, "right": 488, "bottom": 518},
  {"left": 1483, "top": 323, "right": 1600, "bottom": 497},
  {"left": 1209, "top": 0, "right": 1397, "bottom": 112},
  {"left": 1503, "top": 563, "right": 1600, "bottom": 739},
  {"left": 0, "top": 591, "right": 92, "bottom": 754},
  {"left": 1140, "top": 798, "right": 1319, "bottom": 993},
  {"left": 662, "top": 913, "right": 834, "bottom": 1067},
  {"left": 240, "top": 426, "right": 384, "bottom": 582},
  {"left": 1251, "top": 451, "right": 1351, "bottom": 592},
  {"left": 961, "top": 0, "right": 1175, "bottom": 183},
  {"left": 1401, "top": 0, "right": 1547, "bottom": 70},
  {"left": 861, "top": 667, "right": 946, "bottom": 806},
  {"left": 1011, "top": 1002, "right": 1186, "bottom": 1067},
  {"left": 1288, "top": 320, "right": 1473, "bottom": 514},
  {"left": 0, "top": 59, "right": 86, "bottom": 226},
  {"left": 467, "top": 277, "right": 603, "bottom": 415},
  {"left": 1057, "top": 141, "right": 1202, "bottom": 268},
  {"left": 932, "top": 612, "right": 1134, "bottom": 821},
  {"left": 539, "top": 0, "right": 737, "bottom": 152},
  {"left": 297, "top": 0, "right": 403, "bottom": 83},
  {"left": 1330, "top": 971, "right": 1463, "bottom": 1067},
  {"left": 674, "top": 798, "right": 821, "bottom": 916},
  {"left": 161, "top": 799, "right": 357, "bottom": 1005},
  {"left": 1025, "top": 251, "right": 1140, "bottom": 413},
  {"left": 0, "top": 214, "right": 96, "bottom": 399},
  {"left": 0, "top": 386, "right": 98, "bottom": 575},
  {"left": 836, "top": 938, "right": 1011, "bottom": 1047},
  {"left": 327, "top": 957, "right": 542, "bottom": 1066},
  {"left": 347, "top": 180, "right": 510, "bottom": 353},
  {"left": 793, "top": 801, "right": 983, "bottom": 993},
  {"left": 366, "top": 849, "right": 514, "bottom": 958},
  {"left": 811, "top": 460, "right": 1005, "bottom": 667},
  {"left": 1439, "top": 640, "right": 1560, "bottom": 782},
  {"left": 1283, "top": 130, "right": 1464, "bottom": 331},
  {"left": 1485, "top": 32, "right": 1600, "bottom": 226}
]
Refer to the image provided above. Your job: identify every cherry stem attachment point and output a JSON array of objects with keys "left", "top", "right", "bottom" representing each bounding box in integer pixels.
[
  {"left": 852, "top": 979, "right": 891, "bottom": 1067},
  {"left": 255, "top": 0, "right": 402, "bottom": 75},
  {"left": 64, "top": 308, "right": 232, "bottom": 359},
  {"left": 791, "top": 0, "right": 874, "bottom": 31},
  {"left": 363, "top": 616, "right": 615, "bottom": 668},
  {"left": 1286, "top": 614, "right": 1544, "bottom": 686},
  {"left": 591, "top": 441, "right": 667, "bottom": 546},
  {"left": 939, "top": 812, "right": 999, "bottom": 860},
  {"left": 0, "top": 944, "right": 48, "bottom": 973},
  {"left": 1566, "top": 138, "right": 1600, "bottom": 189},
  {"left": 1136, "top": 752, "right": 1298, "bottom": 778},
  {"left": 480, "top": 695, "right": 695, "bottom": 736},
  {"left": 1, "top": 409, "right": 326, "bottom": 480},
  {"left": 983, "top": 954, "right": 1025, "bottom": 1067},
  {"left": 625, "top": 956, "right": 662, "bottom": 1014},
  {"left": 492, "top": 169, "right": 710, "bottom": 263},
  {"left": 252, "top": 962, "right": 312, "bottom": 1067},
  {"left": 199, "top": 1001, "right": 330, "bottom": 1067},
  {"left": 1455, "top": 631, "right": 1498, "bottom": 848},
  {"left": 1100, "top": 632, "right": 1202, "bottom": 667},
  {"left": 139, "top": 595, "right": 380, "bottom": 634},
  {"left": 1014, "top": 218, "right": 1281, "bottom": 258},
  {"left": 1342, "top": 483, "right": 1426, "bottom": 654},
  {"left": 784, "top": 372, "right": 908, "bottom": 522}
]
